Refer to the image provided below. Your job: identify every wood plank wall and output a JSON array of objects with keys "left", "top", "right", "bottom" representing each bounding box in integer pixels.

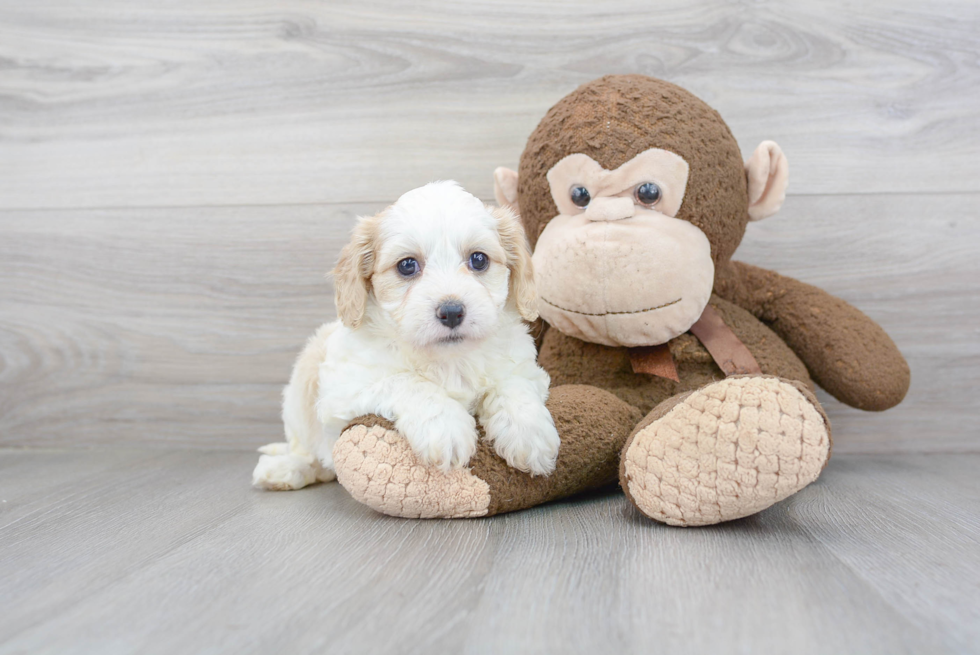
[{"left": 1, "top": 0, "right": 978, "bottom": 453}]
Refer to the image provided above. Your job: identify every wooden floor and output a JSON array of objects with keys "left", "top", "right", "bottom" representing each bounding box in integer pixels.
[
  {"left": 2, "top": 1, "right": 979, "bottom": 653},
  {"left": 0, "top": 449, "right": 978, "bottom": 654}
]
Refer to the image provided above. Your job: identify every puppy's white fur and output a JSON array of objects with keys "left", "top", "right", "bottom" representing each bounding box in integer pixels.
[{"left": 253, "top": 181, "right": 560, "bottom": 491}]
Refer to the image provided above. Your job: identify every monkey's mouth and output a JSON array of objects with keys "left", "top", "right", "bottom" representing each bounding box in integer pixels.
[{"left": 540, "top": 296, "right": 682, "bottom": 317}]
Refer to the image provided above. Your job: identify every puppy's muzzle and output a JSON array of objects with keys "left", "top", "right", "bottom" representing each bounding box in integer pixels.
[{"left": 436, "top": 300, "right": 465, "bottom": 329}]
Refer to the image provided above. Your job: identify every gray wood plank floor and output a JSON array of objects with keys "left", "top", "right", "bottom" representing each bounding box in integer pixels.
[
  {"left": 2, "top": 1, "right": 978, "bottom": 653},
  {"left": 1, "top": 449, "right": 977, "bottom": 655}
]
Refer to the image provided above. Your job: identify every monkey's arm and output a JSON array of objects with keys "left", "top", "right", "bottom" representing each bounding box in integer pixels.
[{"left": 720, "top": 261, "right": 910, "bottom": 411}]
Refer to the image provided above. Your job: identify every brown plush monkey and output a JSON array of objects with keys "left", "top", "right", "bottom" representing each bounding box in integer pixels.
[{"left": 332, "top": 75, "right": 910, "bottom": 526}]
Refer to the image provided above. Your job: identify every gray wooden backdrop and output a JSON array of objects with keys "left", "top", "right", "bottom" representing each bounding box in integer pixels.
[{"left": 2, "top": 0, "right": 978, "bottom": 455}]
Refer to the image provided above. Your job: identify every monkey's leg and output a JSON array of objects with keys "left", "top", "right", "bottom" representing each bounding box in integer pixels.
[
  {"left": 332, "top": 385, "right": 643, "bottom": 519},
  {"left": 620, "top": 376, "right": 831, "bottom": 527}
]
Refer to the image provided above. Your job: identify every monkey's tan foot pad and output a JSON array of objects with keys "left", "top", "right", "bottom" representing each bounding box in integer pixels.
[
  {"left": 334, "top": 385, "right": 644, "bottom": 519},
  {"left": 333, "top": 421, "right": 491, "bottom": 519},
  {"left": 620, "top": 376, "right": 831, "bottom": 527}
]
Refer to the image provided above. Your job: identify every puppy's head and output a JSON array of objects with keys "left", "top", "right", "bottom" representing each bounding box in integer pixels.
[{"left": 333, "top": 181, "right": 537, "bottom": 349}]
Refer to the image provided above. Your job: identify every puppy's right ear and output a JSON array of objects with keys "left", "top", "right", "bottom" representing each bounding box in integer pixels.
[
  {"left": 491, "top": 204, "right": 538, "bottom": 322},
  {"left": 332, "top": 212, "right": 380, "bottom": 329}
]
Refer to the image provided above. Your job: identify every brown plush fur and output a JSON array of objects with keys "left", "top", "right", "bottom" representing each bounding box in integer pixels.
[
  {"left": 520, "top": 74, "right": 908, "bottom": 412},
  {"left": 715, "top": 262, "right": 910, "bottom": 410},
  {"left": 518, "top": 74, "right": 750, "bottom": 266},
  {"left": 499, "top": 75, "right": 906, "bottom": 512},
  {"left": 345, "top": 385, "right": 643, "bottom": 515},
  {"left": 539, "top": 296, "right": 814, "bottom": 416},
  {"left": 334, "top": 74, "right": 909, "bottom": 519}
]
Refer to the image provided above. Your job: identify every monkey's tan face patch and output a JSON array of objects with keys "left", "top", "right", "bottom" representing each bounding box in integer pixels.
[
  {"left": 547, "top": 149, "right": 690, "bottom": 220},
  {"left": 534, "top": 149, "right": 713, "bottom": 348}
]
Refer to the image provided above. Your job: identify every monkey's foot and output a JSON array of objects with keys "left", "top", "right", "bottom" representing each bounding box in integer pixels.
[
  {"left": 333, "top": 421, "right": 491, "bottom": 518},
  {"left": 620, "top": 376, "right": 831, "bottom": 527},
  {"left": 333, "top": 385, "right": 642, "bottom": 519}
]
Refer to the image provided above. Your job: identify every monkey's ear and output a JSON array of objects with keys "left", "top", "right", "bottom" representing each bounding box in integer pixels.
[
  {"left": 490, "top": 204, "right": 538, "bottom": 322},
  {"left": 493, "top": 166, "right": 520, "bottom": 213},
  {"left": 332, "top": 213, "right": 379, "bottom": 328},
  {"left": 745, "top": 141, "right": 789, "bottom": 221}
]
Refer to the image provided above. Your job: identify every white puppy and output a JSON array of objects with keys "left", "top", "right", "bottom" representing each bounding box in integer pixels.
[{"left": 252, "top": 181, "right": 560, "bottom": 491}]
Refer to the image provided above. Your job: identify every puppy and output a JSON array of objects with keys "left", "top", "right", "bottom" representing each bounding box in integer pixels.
[{"left": 252, "top": 181, "right": 560, "bottom": 491}]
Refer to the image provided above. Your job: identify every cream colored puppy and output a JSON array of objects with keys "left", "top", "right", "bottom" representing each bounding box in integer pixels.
[{"left": 252, "top": 181, "right": 560, "bottom": 491}]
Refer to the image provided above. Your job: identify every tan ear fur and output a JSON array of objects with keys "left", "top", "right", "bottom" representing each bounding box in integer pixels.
[
  {"left": 490, "top": 205, "right": 537, "bottom": 322},
  {"left": 745, "top": 140, "right": 789, "bottom": 221},
  {"left": 332, "top": 212, "right": 380, "bottom": 328},
  {"left": 493, "top": 167, "right": 520, "bottom": 213}
]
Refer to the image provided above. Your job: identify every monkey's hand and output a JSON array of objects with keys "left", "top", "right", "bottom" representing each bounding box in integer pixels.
[{"left": 723, "top": 261, "right": 910, "bottom": 411}]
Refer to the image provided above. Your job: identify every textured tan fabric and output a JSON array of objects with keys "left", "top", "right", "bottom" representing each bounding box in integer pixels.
[
  {"left": 333, "top": 421, "right": 491, "bottom": 519},
  {"left": 337, "top": 385, "right": 642, "bottom": 518},
  {"left": 532, "top": 210, "right": 714, "bottom": 347},
  {"left": 620, "top": 376, "right": 831, "bottom": 526}
]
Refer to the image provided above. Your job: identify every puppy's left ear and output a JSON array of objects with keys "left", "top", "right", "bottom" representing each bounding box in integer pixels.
[
  {"left": 332, "top": 211, "right": 381, "bottom": 328},
  {"left": 491, "top": 205, "right": 538, "bottom": 322}
]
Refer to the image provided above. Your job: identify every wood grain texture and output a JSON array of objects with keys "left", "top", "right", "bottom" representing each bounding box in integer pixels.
[
  {"left": 0, "top": 0, "right": 978, "bottom": 209},
  {"left": 1, "top": 449, "right": 977, "bottom": 654},
  {"left": 2, "top": 5, "right": 977, "bottom": 653},
  {"left": 2, "top": 194, "right": 976, "bottom": 453}
]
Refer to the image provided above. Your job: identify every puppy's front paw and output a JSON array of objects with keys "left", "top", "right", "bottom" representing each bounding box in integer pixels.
[
  {"left": 483, "top": 402, "right": 560, "bottom": 476},
  {"left": 398, "top": 403, "right": 479, "bottom": 472}
]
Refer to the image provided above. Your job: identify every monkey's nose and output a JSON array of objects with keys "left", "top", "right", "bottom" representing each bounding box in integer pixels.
[
  {"left": 436, "top": 301, "right": 465, "bottom": 329},
  {"left": 585, "top": 196, "right": 635, "bottom": 222}
]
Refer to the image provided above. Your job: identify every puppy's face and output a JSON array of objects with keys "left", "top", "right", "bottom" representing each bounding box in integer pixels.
[{"left": 333, "top": 181, "right": 537, "bottom": 350}]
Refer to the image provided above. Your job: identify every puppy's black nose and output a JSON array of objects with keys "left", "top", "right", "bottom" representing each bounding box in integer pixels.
[{"left": 436, "top": 302, "right": 465, "bottom": 329}]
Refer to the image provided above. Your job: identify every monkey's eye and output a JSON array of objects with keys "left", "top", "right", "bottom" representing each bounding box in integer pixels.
[
  {"left": 397, "top": 258, "right": 420, "bottom": 277},
  {"left": 635, "top": 182, "right": 662, "bottom": 206},
  {"left": 569, "top": 185, "right": 591, "bottom": 208},
  {"left": 469, "top": 252, "right": 489, "bottom": 272}
]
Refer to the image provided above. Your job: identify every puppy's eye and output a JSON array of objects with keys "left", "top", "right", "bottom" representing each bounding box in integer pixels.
[
  {"left": 469, "top": 252, "right": 489, "bottom": 272},
  {"left": 569, "top": 185, "right": 591, "bottom": 208},
  {"left": 397, "top": 258, "right": 420, "bottom": 277},
  {"left": 635, "top": 182, "right": 662, "bottom": 206}
]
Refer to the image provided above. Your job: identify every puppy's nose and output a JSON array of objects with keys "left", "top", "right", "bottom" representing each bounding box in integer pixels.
[{"left": 436, "top": 301, "right": 465, "bottom": 329}]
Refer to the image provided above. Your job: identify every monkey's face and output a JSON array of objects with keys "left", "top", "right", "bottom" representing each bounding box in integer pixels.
[
  {"left": 495, "top": 75, "right": 790, "bottom": 349},
  {"left": 531, "top": 148, "right": 714, "bottom": 347}
]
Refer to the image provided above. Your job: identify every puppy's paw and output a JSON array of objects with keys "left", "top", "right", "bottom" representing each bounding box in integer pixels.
[
  {"left": 483, "top": 402, "right": 560, "bottom": 476},
  {"left": 252, "top": 452, "right": 319, "bottom": 491},
  {"left": 398, "top": 404, "right": 479, "bottom": 472}
]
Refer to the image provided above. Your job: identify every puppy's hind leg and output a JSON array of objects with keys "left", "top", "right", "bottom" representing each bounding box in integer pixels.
[{"left": 253, "top": 322, "right": 338, "bottom": 490}]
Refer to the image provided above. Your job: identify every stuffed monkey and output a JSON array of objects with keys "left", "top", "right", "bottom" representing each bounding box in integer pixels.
[{"left": 332, "top": 75, "right": 910, "bottom": 526}]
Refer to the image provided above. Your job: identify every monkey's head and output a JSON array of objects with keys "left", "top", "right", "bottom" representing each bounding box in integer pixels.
[{"left": 494, "top": 75, "right": 789, "bottom": 348}]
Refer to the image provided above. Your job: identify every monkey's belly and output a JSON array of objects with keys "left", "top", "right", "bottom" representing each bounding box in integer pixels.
[{"left": 538, "top": 296, "right": 813, "bottom": 415}]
